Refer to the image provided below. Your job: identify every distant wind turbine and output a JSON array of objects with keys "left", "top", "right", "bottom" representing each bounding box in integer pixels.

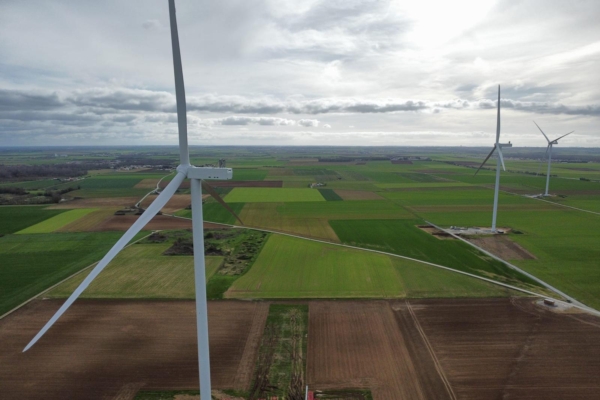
[
  {"left": 533, "top": 121, "right": 573, "bottom": 197},
  {"left": 23, "top": 1, "right": 242, "bottom": 398},
  {"left": 474, "top": 85, "right": 512, "bottom": 233}
]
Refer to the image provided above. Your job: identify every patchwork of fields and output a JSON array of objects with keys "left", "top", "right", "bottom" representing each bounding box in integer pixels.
[{"left": 2, "top": 148, "right": 600, "bottom": 399}]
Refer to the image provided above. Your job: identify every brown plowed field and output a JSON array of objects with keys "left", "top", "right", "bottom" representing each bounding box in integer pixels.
[
  {"left": 466, "top": 235, "right": 537, "bottom": 260},
  {"left": 159, "top": 180, "right": 282, "bottom": 189},
  {"left": 307, "top": 301, "right": 452, "bottom": 400},
  {"left": 0, "top": 300, "right": 268, "bottom": 399},
  {"left": 134, "top": 178, "right": 161, "bottom": 189},
  {"left": 91, "top": 215, "right": 193, "bottom": 231},
  {"left": 47, "top": 197, "right": 139, "bottom": 209},
  {"left": 141, "top": 194, "right": 191, "bottom": 213},
  {"left": 334, "top": 189, "right": 385, "bottom": 200},
  {"left": 410, "top": 298, "right": 600, "bottom": 400}
]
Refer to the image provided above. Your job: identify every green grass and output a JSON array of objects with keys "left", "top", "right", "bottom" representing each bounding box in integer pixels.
[
  {"left": 276, "top": 200, "right": 413, "bottom": 219},
  {"left": 0, "top": 206, "right": 66, "bottom": 234},
  {"left": 48, "top": 243, "right": 223, "bottom": 299},
  {"left": 376, "top": 182, "right": 473, "bottom": 189},
  {"left": 413, "top": 207, "right": 600, "bottom": 309},
  {"left": 329, "top": 219, "right": 541, "bottom": 291},
  {"left": 230, "top": 168, "right": 268, "bottom": 181},
  {"left": 225, "top": 188, "right": 326, "bottom": 203},
  {"left": 381, "top": 188, "right": 534, "bottom": 206},
  {"left": 175, "top": 202, "right": 246, "bottom": 225},
  {"left": 0, "top": 231, "right": 144, "bottom": 315},
  {"left": 318, "top": 188, "right": 343, "bottom": 201},
  {"left": 226, "top": 234, "right": 512, "bottom": 299},
  {"left": 16, "top": 208, "right": 97, "bottom": 234}
]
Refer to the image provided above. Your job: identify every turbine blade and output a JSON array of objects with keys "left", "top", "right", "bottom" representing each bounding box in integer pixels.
[
  {"left": 474, "top": 147, "right": 496, "bottom": 176},
  {"left": 201, "top": 180, "right": 244, "bottom": 225},
  {"left": 168, "top": 0, "right": 189, "bottom": 166},
  {"left": 23, "top": 171, "right": 187, "bottom": 352},
  {"left": 533, "top": 121, "right": 550, "bottom": 143},
  {"left": 495, "top": 85, "right": 501, "bottom": 144},
  {"left": 554, "top": 131, "right": 574, "bottom": 142},
  {"left": 497, "top": 146, "right": 506, "bottom": 171}
]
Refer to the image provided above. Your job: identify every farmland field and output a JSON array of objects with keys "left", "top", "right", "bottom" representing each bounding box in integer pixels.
[
  {"left": 226, "top": 234, "right": 512, "bottom": 299},
  {"left": 17, "top": 208, "right": 97, "bottom": 234},
  {"left": 0, "top": 231, "right": 139, "bottom": 315},
  {"left": 48, "top": 243, "right": 223, "bottom": 299},
  {"left": 330, "top": 218, "right": 541, "bottom": 291},
  {"left": 0, "top": 300, "right": 269, "bottom": 399},
  {"left": 0, "top": 206, "right": 66, "bottom": 234},
  {"left": 224, "top": 188, "right": 325, "bottom": 203}
]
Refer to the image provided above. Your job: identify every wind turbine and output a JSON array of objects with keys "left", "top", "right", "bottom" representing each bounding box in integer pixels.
[
  {"left": 474, "top": 85, "right": 512, "bottom": 233},
  {"left": 533, "top": 121, "right": 573, "bottom": 197},
  {"left": 23, "top": 1, "right": 242, "bottom": 398}
]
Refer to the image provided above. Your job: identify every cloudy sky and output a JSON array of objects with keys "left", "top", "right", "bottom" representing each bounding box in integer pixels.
[{"left": 1, "top": 0, "right": 599, "bottom": 147}]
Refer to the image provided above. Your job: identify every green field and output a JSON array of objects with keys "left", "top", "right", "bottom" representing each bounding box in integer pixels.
[
  {"left": 176, "top": 202, "right": 246, "bottom": 225},
  {"left": 226, "top": 234, "right": 512, "bottom": 299},
  {"left": 0, "top": 231, "right": 142, "bottom": 315},
  {"left": 225, "top": 188, "right": 325, "bottom": 203},
  {"left": 48, "top": 243, "right": 223, "bottom": 299},
  {"left": 329, "top": 219, "right": 542, "bottom": 292},
  {"left": 16, "top": 208, "right": 97, "bottom": 234},
  {"left": 0, "top": 206, "right": 66, "bottom": 234},
  {"left": 318, "top": 188, "right": 343, "bottom": 201}
]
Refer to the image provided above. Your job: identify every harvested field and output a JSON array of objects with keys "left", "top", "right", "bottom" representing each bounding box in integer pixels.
[
  {"left": 307, "top": 301, "right": 452, "bottom": 400},
  {"left": 334, "top": 189, "right": 385, "bottom": 201},
  {"left": 239, "top": 203, "right": 340, "bottom": 242},
  {"left": 91, "top": 215, "right": 193, "bottom": 231},
  {"left": 0, "top": 300, "right": 269, "bottom": 399},
  {"left": 411, "top": 297, "right": 600, "bottom": 400},
  {"left": 134, "top": 178, "right": 161, "bottom": 189},
  {"left": 466, "top": 235, "right": 537, "bottom": 260},
  {"left": 56, "top": 208, "right": 118, "bottom": 232},
  {"left": 141, "top": 194, "right": 191, "bottom": 213},
  {"left": 47, "top": 197, "right": 139, "bottom": 209},
  {"left": 417, "top": 224, "right": 455, "bottom": 240}
]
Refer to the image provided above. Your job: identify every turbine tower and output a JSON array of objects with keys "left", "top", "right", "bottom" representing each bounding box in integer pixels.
[
  {"left": 474, "top": 85, "right": 512, "bottom": 233},
  {"left": 23, "top": 1, "right": 242, "bottom": 398},
  {"left": 533, "top": 121, "right": 573, "bottom": 197}
]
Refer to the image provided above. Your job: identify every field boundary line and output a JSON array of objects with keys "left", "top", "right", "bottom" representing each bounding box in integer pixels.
[
  {"left": 168, "top": 214, "right": 600, "bottom": 317},
  {"left": 424, "top": 220, "right": 589, "bottom": 308},
  {"left": 0, "top": 231, "right": 155, "bottom": 321},
  {"left": 406, "top": 300, "right": 457, "bottom": 400},
  {"left": 135, "top": 172, "right": 174, "bottom": 208}
]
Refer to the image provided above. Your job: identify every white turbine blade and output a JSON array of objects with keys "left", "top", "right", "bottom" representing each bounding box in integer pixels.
[
  {"left": 545, "top": 144, "right": 551, "bottom": 155},
  {"left": 23, "top": 171, "right": 187, "bottom": 352},
  {"left": 497, "top": 146, "right": 506, "bottom": 171},
  {"left": 533, "top": 121, "right": 550, "bottom": 143},
  {"left": 474, "top": 146, "right": 496, "bottom": 176},
  {"left": 495, "top": 85, "right": 501, "bottom": 144},
  {"left": 168, "top": 0, "right": 189, "bottom": 166},
  {"left": 553, "top": 131, "right": 574, "bottom": 142}
]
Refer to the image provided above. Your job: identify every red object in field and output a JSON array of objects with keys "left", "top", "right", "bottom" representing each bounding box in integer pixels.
[{"left": 308, "top": 391, "right": 314, "bottom": 400}]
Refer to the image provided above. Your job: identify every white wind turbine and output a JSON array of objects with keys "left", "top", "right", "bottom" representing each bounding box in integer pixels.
[
  {"left": 533, "top": 121, "right": 573, "bottom": 197},
  {"left": 23, "top": 1, "right": 242, "bottom": 398},
  {"left": 474, "top": 85, "right": 512, "bottom": 233}
]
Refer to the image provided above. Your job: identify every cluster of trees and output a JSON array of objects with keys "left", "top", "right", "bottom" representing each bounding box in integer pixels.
[
  {"left": 0, "top": 163, "right": 92, "bottom": 181},
  {"left": 0, "top": 185, "right": 79, "bottom": 204},
  {"left": 0, "top": 187, "right": 28, "bottom": 195}
]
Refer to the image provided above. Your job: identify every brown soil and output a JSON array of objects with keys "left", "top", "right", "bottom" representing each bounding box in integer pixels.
[
  {"left": 0, "top": 300, "right": 269, "bottom": 400},
  {"left": 134, "top": 179, "right": 161, "bottom": 189},
  {"left": 141, "top": 194, "right": 191, "bottom": 213},
  {"left": 91, "top": 215, "right": 194, "bottom": 231},
  {"left": 417, "top": 225, "right": 455, "bottom": 240},
  {"left": 411, "top": 297, "right": 600, "bottom": 400},
  {"left": 334, "top": 190, "right": 385, "bottom": 201},
  {"left": 47, "top": 197, "right": 139, "bottom": 209},
  {"left": 307, "top": 301, "right": 452, "bottom": 400},
  {"left": 466, "top": 235, "right": 537, "bottom": 260}
]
